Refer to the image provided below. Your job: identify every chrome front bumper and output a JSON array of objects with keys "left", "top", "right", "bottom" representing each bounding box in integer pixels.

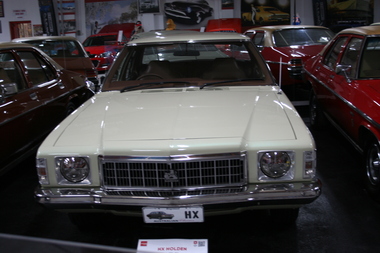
[{"left": 35, "top": 180, "right": 321, "bottom": 215}]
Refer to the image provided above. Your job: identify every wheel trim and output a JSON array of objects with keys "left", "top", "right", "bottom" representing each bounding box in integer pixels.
[{"left": 367, "top": 143, "right": 380, "bottom": 185}]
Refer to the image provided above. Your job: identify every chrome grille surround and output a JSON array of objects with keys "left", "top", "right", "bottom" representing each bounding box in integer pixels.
[{"left": 100, "top": 152, "right": 247, "bottom": 195}]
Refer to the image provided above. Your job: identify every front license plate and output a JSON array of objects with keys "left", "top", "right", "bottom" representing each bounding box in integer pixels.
[{"left": 143, "top": 206, "right": 204, "bottom": 223}]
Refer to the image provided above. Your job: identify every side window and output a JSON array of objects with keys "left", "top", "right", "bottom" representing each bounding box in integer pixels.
[
  {"left": 359, "top": 37, "right": 380, "bottom": 78},
  {"left": 340, "top": 37, "right": 363, "bottom": 78},
  {"left": 253, "top": 32, "right": 265, "bottom": 47},
  {"left": 17, "top": 51, "right": 56, "bottom": 85},
  {"left": 322, "top": 37, "right": 348, "bottom": 69},
  {"left": 0, "top": 52, "right": 27, "bottom": 92}
]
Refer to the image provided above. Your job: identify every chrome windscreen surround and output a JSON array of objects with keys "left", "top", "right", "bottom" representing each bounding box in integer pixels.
[{"left": 99, "top": 152, "right": 247, "bottom": 191}]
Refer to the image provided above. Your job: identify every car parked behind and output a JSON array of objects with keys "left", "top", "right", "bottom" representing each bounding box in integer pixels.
[
  {"left": 34, "top": 31, "right": 320, "bottom": 229},
  {"left": 304, "top": 25, "right": 380, "bottom": 200},
  {"left": 82, "top": 23, "right": 135, "bottom": 82},
  {"left": 13, "top": 36, "right": 99, "bottom": 91},
  {"left": 0, "top": 42, "right": 94, "bottom": 175},
  {"left": 244, "top": 25, "right": 335, "bottom": 99}
]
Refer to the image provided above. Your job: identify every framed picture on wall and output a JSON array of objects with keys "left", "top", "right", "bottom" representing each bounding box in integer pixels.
[
  {"left": 33, "top": 24, "right": 43, "bottom": 36},
  {"left": 0, "top": 1, "right": 4, "bottom": 18},
  {"left": 138, "top": 0, "right": 160, "bottom": 13}
]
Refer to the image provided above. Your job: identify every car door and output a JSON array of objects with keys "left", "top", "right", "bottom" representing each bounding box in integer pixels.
[
  {"left": 314, "top": 36, "right": 350, "bottom": 126},
  {"left": 0, "top": 51, "right": 41, "bottom": 173},
  {"left": 328, "top": 36, "right": 364, "bottom": 137},
  {"left": 15, "top": 49, "right": 69, "bottom": 142}
]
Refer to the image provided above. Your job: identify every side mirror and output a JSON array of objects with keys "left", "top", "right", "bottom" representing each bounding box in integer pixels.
[{"left": 336, "top": 64, "right": 352, "bottom": 83}]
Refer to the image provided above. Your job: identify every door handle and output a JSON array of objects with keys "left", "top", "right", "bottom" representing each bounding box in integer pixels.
[
  {"left": 30, "top": 92, "right": 37, "bottom": 100},
  {"left": 58, "top": 82, "right": 65, "bottom": 89}
]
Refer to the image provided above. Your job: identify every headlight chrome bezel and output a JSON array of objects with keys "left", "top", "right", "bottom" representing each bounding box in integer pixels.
[
  {"left": 55, "top": 156, "right": 91, "bottom": 185},
  {"left": 258, "top": 151, "right": 295, "bottom": 181}
]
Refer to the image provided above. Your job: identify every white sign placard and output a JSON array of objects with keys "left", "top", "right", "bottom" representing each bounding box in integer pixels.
[{"left": 137, "top": 239, "right": 208, "bottom": 253}]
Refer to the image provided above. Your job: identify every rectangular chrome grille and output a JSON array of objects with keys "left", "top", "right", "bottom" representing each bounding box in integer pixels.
[{"left": 101, "top": 153, "right": 246, "bottom": 190}]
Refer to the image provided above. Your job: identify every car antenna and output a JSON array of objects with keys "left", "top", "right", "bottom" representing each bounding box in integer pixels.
[{"left": 278, "top": 57, "right": 282, "bottom": 94}]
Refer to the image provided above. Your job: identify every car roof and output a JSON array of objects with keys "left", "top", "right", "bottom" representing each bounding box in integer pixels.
[
  {"left": 337, "top": 25, "right": 380, "bottom": 36},
  {"left": 245, "top": 25, "right": 331, "bottom": 33},
  {"left": 128, "top": 30, "right": 250, "bottom": 45},
  {"left": 0, "top": 41, "right": 41, "bottom": 49},
  {"left": 13, "top": 36, "right": 79, "bottom": 42}
]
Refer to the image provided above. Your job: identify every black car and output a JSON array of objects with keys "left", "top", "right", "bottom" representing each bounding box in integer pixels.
[
  {"left": 146, "top": 211, "right": 174, "bottom": 220},
  {"left": 164, "top": 1, "right": 213, "bottom": 24}
]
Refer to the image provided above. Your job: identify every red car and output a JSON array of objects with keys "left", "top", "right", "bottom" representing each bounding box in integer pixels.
[
  {"left": 304, "top": 25, "right": 380, "bottom": 200},
  {"left": 244, "top": 25, "right": 335, "bottom": 98},
  {"left": 83, "top": 23, "right": 135, "bottom": 81}
]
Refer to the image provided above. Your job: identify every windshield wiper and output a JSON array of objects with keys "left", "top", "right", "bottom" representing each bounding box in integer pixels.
[
  {"left": 120, "top": 81, "right": 191, "bottom": 93},
  {"left": 200, "top": 78, "right": 262, "bottom": 89}
]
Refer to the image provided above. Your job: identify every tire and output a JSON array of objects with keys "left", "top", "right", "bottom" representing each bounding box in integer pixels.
[
  {"left": 309, "top": 91, "right": 327, "bottom": 130},
  {"left": 66, "top": 102, "right": 76, "bottom": 116},
  {"left": 364, "top": 140, "right": 380, "bottom": 201}
]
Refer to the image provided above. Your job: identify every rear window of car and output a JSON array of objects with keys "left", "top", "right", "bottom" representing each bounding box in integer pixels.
[
  {"left": 26, "top": 40, "right": 86, "bottom": 58},
  {"left": 273, "top": 28, "right": 335, "bottom": 47}
]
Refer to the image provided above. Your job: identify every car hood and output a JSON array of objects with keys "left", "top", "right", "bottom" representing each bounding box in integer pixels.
[
  {"left": 48, "top": 87, "right": 300, "bottom": 154},
  {"left": 264, "top": 45, "right": 325, "bottom": 59}
]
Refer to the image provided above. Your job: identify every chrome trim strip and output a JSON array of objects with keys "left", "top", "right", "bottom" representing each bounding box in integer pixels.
[
  {"left": 305, "top": 68, "right": 380, "bottom": 130},
  {"left": 266, "top": 60, "right": 288, "bottom": 65},
  {"left": 0, "top": 83, "right": 87, "bottom": 128},
  {"left": 35, "top": 180, "right": 321, "bottom": 207}
]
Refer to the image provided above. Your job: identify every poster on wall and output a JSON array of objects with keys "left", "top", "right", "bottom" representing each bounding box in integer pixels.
[
  {"left": 57, "top": 1, "right": 76, "bottom": 35},
  {"left": 241, "top": 0, "right": 290, "bottom": 27},
  {"left": 222, "top": 0, "right": 234, "bottom": 9},
  {"left": 163, "top": 0, "right": 215, "bottom": 30},
  {"left": 85, "top": 0, "right": 138, "bottom": 36},
  {"left": 33, "top": 24, "right": 43, "bottom": 36},
  {"left": 313, "top": 0, "right": 374, "bottom": 33},
  {"left": 38, "top": 0, "right": 58, "bottom": 35},
  {"left": 0, "top": 1, "right": 4, "bottom": 17},
  {"left": 312, "top": 0, "right": 328, "bottom": 26},
  {"left": 138, "top": 0, "right": 160, "bottom": 13}
]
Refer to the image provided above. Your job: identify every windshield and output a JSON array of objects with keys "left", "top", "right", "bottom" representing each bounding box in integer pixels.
[
  {"left": 104, "top": 41, "right": 273, "bottom": 91},
  {"left": 25, "top": 40, "right": 86, "bottom": 57},
  {"left": 273, "top": 28, "right": 335, "bottom": 47}
]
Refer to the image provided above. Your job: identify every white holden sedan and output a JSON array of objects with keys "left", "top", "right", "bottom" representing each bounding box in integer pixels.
[{"left": 35, "top": 30, "right": 321, "bottom": 228}]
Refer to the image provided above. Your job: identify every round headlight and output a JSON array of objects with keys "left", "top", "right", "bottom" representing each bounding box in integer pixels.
[
  {"left": 260, "top": 152, "right": 291, "bottom": 178},
  {"left": 60, "top": 157, "right": 89, "bottom": 183}
]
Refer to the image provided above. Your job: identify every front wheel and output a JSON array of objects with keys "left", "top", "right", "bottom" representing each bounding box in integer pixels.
[
  {"left": 309, "top": 91, "right": 327, "bottom": 130},
  {"left": 364, "top": 140, "right": 380, "bottom": 201}
]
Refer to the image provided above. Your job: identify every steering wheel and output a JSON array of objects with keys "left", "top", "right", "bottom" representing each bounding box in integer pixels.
[{"left": 137, "top": 74, "right": 164, "bottom": 80}]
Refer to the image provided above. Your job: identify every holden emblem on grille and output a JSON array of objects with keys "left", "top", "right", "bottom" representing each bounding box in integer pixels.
[{"left": 164, "top": 166, "right": 179, "bottom": 183}]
